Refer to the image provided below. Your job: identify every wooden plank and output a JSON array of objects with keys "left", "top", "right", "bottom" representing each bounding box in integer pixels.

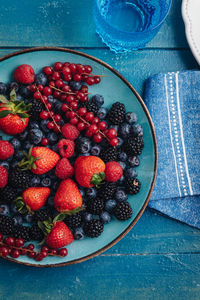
[
  {"left": 0, "top": 0, "right": 188, "bottom": 48},
  {"left": 0, "top": 254, "right": 199, "bottom": 300}
]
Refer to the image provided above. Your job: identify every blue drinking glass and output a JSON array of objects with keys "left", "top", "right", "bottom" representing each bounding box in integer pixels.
[{"left": 93, "top": 0, "right": 172, "bottom": 52}]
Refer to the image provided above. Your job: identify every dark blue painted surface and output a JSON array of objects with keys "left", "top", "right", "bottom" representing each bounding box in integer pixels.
[{"left": 0, "top": 0, "right": 200, "bottom": 298}]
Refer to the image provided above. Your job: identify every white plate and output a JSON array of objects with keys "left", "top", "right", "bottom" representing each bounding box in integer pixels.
[{"left": 182, "top": 0, "right": 200, "bottom": 65}]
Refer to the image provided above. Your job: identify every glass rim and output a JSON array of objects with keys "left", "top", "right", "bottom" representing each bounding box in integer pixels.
[{"left": 94, "top": 0, "right": 172, "bottom": 35}]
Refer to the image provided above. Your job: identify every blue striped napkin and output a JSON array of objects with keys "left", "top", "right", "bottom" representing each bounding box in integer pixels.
[{"left": 144, "top": 71, "right": 200, "bottom": 228}]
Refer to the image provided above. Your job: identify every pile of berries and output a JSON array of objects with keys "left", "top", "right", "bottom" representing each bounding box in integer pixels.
[{"left": 0, "top": 62, "right": 144, "bottom": 261}]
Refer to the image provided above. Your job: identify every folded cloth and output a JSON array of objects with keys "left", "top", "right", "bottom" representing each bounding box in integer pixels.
[{"left": 144, "top": 70, "right": 200, "bottom": 229}]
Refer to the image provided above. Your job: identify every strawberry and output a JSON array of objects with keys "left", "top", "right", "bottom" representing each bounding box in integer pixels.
[
  {"left": 0, "top": 166, "right": 8, "bottom": 188},
  {"left": 14, "top": 64, "right": 35, "bottom": 84},
  {"left": 0, "top": 140, "right": 14, "bottom": 159},
  {"left": 46, "top": 221, "right": 74, "bottom": 249},
  {"left": 0, "top": 89, "right": 31, "bottom": 135},
  {"left": 19, "top": 146, "right": 60, "bottom": 175},
  {"left": 55, "top": 158, "right": 74, "bottom": 179},
  {"left": 105, "top": 161, "right": 123, "bottom": 182},
  {"left": 74, "top": 156, "right": 105, "bottom": 188},
  {"left": 61, "top": 123, "right": 80, "bottom": 140},
  {"left": 16, "top": 187, "right": 50, "bottom": 213},
  {"left": 58, "top": 139, "right": 75, "bottom": 158},
  {"left": 54, "top": 178, "right": 82, "bottom": 212}
]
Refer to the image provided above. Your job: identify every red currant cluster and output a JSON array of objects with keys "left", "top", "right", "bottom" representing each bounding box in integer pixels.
[{"left": 0, "top": 233, "right": 68, "bottom": 262}]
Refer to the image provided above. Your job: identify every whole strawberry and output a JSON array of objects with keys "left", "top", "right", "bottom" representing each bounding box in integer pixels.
[
  {"left": 14, "top": 64, "right": 35, "bottom": 84},
  {"left": 54, "top": 178, "right": 82, "bottom": 212},
  {"left": 45, "top": 221, "right": 74, "bottom": 249},
  {"left": 58, "top": 139, "right": 75, "bottom": 158},
  {"left": 74, "top": 156, "right": 105, "bottom": 188},
  {"left": 0, "top": 89, "right": 31, "bottom": 135},
  {"left": 61, "top": 123, "right": 80, "bottom": 140},
  {"left": 0, "top": 140, "right": 14, "bottom": 159},
  {"left": 105, "top": 161, "right": 123, "bottom": 182},
  {"left": 16, "top": 187, "right": 50, "bottom": 213},
  {"left": 19, "top": 146, "right": 60, "bottom": 175},
  {"left": 0, "top": 166, "right": 8, "bottom": 188},
  {"left": 55, "top": 158, "right": 74, "bottom": 179}
]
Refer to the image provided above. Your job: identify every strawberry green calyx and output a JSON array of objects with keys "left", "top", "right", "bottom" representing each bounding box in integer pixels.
[
  {"left": 90, "top": 172, "right": 105, "bottom": 187},
  {"left": 18, "top": 147, "right": 40, "bottom": 171},
  {"left": 14, "top": 197, "right": 32, "bottom": 215},
  {"left": 0, "top": 89, "right": 31, "bottom": 121}
]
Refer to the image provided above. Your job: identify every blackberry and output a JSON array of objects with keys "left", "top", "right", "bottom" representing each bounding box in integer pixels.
[
  {"left": 34, "top": 208, "right": 52, "bottom": 222},
  {"left": 83, "top": 219, "right": 103, "bottom": 238},
  {"left": 65, "top": 213, "right": 82, "bottom": 229},
  {"left": 83, "top": 101, "right": 98, "bottom": 114},
  {"left": 107, "top": 102, "right": 125, "bottom": 125},
  {"left": 125, "top": 177, "right": 141, "bottom": 195},
  {"left": 86, "top": 198, "right": 104, "bottom": 215},
  {"left": 13, "top": 225, "right": 31, "bottom": 242},
  {"left": 124, "top": 137, "right": 144, "bottom": 156},
  {"left": 30, "top": 224, "right": 44, "bottom": 241},
  {"left": 0, "top": 185, "right": 16, "bottom": 204},
  {"left": 100, "top": 146, "right": 118, "bottom": 163},
  {"left": 98, "top": 182, "right": 117, "bottom": 200},
  {"left": 29, "top": 99, "right": 44, "bottom": 120},
  {"left": 9, "top": 168, "right": 32, "bottom": 190},
  {"left": 0, "top": 215, "right": 14, "bottom": 235},
  {"left": 114, "top": 201, "right": 132, "bottom": 220}
]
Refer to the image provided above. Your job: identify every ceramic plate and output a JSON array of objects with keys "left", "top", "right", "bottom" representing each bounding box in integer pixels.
[
  {"left": 0, "top": 47, "right": 157, "bottom": 267},
  {"left": 182, "top": 0, "right": 200, "bottom": 65}
]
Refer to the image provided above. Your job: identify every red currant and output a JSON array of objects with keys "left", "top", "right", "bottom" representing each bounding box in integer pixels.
[
  {"left": 4, "top": 236, "right": 15, "bottom": 246},
  {"left": 47, "top": 122, "right": 55, "bottom": 130},
  {"left": 41, "top": 138, "right": 49, "bottom": 146},
  {"left": 92, "top": 117, "right": 100, "bottom": 124},
  {"left": 53, "top": 125, "right": 61, "bottom": 133},
  {"left": 52, "top": 71, "right": 61, "bottom": 80},
  {"left": 78, "top": 107, "right": 87, "bottom": 116},
  {"left": 86, "top": 77, "right": 95, "bottom": 85},
  {"left": 82, "top": 74, "right": 89, "bottom": 82},
  {"left": 93, "top": 133, "right": 103, "bottom": 143},
  {"left": 69, "top": 63, "right": 77, "bottom": 74},
  {"left": 94, "top": 76, "right": 101, "bottom": 84},
  {"left": 35, "top": 254, "right": 44, "bottom": 261},
  {"left": 60, "top": 94, "right": 67, "bottom": 102},
  {"left": 76, "top": 64, "right": 85, "bottom": 74},
  {"left": 41, "top": 251, "right": 48, "bottom": 258},
  {"left": 20, "top": 248, "right": 27, "bottom": 255},
  {"left": 28, "top": 251, "right": 36, "bottom": 259},
  {"left": 70, "top": 101, "right": 78, "bottom": 110},
  {"left": 82, "top": 95, "right": 88, "bottom": 102},
  {"left": 37, "top": 84, "right": 44, "bottom": 92},
  {"left": 76, "top": 91, "right": 85, "bottom": 101},
  {"left": 40, "top": 110, "right": 49, "bottom": 120},
  {"left": 61, "top": 103, "right": 69, "bottom": 112},
  {"left": 1, "top": 246, "right": 9, "bottom": 257},
  {"left": 49, "top": 249, "right": 57, "bottom": 255},
  {"left": 66, "top": 95, "right": 75, "bottom": 103},
  {"left": 98, "top": 121, "right": 107, "bottom": 131},
  {"left": 27, "top": 244, "right": 34, "bottom": 250},
  {"left": 15, "top": 238, "right": 25, "bottom": 247},
  {"left": 54, "top": 114, "right": 61, "bottom": 122},
  {"left": 49, "top": 80, "right": 56, "bottom": 87},
  {"left": 42, "top": 95, "right": 48, "bottom": 103},
  {"left": 85, "top": 129, "right": 93, "bottom": 137},
  {"left": 43, "top": 86, "right": 52, "bottom": 96},
  {"left": 64, "top": 74, "right": 72, "bottom": 81},
  {"left": 65, "top": 111, "right": 71, "bottom": 119},
  {"left": 70, "top": 117, "right": 79, "bottom": 125},
  {"left": 41, "top": 246, "right": 49, "bottom": 252},
  {"left": 53, "top": 90, "right": 61, "bottom": 99},
  {"left": 81, "top": 85, "right": 88, "bottom": 93},
  {"left": 0, "top": 233, "right": 3, "bottom": 242},
  {"left": 77, "top": 122, "right": 86, "bottom": 131},
  {"left": 11, "top": 249, "right": 20, "bottom": 258},
  {"left": 85, "top": 112, "right": 94, "bottom": 122},
  {"left": 84, "top": 65, "right": 92, "bottom": 73},
  {"left": 109, "top": 138, "right": 119, "bottom": 146},
  {"left": 46, "top": 103, "right": 52, "bottom": 110},
  {"left": 73, "top": 73, "right": 82, "bottom": 82},
  {"left": 62, "top": 85, "right": 71, "bottom": 93},
  {"left": 59, "top": 248, "right": 68, "bottom": 257},
  {"left": 54, "top": 62, "right": 63, "bottom": 70},
  {"left": 33, "top": 91, "right": 41, "bottom": 100},
  {"left": 29, "top": 84, "right": 37, "bottom": 92},
  {"left": 88, "top": 124, "right": 98, "bottom": 134},
  {"left": 43, "top": 66, "right": 53, "bottom": 75},
  {"left": 107, "top": 128, "right": 117, "bottom": 139},
  {"left": 55, "top": 79, "right": 64, "bottom": 88},
  {"left": 62, "top": 66, "right": 71, "bottom": 76},
  {"left": 63, "top": 62, "right": 70, "bottom": 67},
  {"left": 69, "top": 111, "right": 76, "bottom": 119}
]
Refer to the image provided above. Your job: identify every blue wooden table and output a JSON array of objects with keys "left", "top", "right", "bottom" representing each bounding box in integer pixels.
[{"left": 0, "top": 0, "right": 200, "bottom": 299}]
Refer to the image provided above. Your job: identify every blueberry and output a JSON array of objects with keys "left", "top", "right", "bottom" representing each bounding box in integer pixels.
[
  {"left": 119, "top": 123, "right": 131, "bottom": 138},
  {"left": 40, "top": 120, "right": 50, "bottom": 133},
  {"left": 115, "top": 189, "right": 128, "bottom": 202},
  {"left": 29, "top": 129, "right": 43, "bottom": 145},
  {"left": 100, "top": 211, "right": 111, "bottom": 224},
  {"left": 91, "top": 145, "right": 101, "bottom": 156},
  {"left": 82, "top": 212, "right": 93, "bottom": 222},
  {"left": 69, "top": 81, "right": 82, "bottom": 91},
  {"left": 0, "top": 204, "right": 10, "bottom": 216},
  {"left": 51, "top": 144, "right": 58, "bottom": 152},
  {"left": 91, "top": 94, "right": 104, "bottom": 108},
  {"left": 73, "top": 227, "right": 85, "bottom": 240},
  {"left": 125, "top": 112, "right": 137, "bottom": 124},
  {"left": 23, "top": 214, "right": 33, "bottom": 223},
  {"left": 97, "top": 107, "right": 108, "bottom": 120},
  {"left": 23, "top": 141, "right": 32, "bottom": 151},
  {"left": 41, "top": 177, "right": 51, "bottom": 187},
  {"left": 79, "top": 188, "right": 85, "bottom": 198},
  {"left": 30, "top": 175, "right": 40, "bottom": 187},
  {"left": 118, "top": 161, "right": 126, "bottom": 170},
  {"left": 35, "top": 73, "right": 48, "bottom": 86},
  {"left": 86, "top": 188, "right": 97, "bottom": 199},
  {"left": 19, "top": 85, "right": 31, "bottom": 98},
  {"left": 29, "top": 121, "right": 40, "bottom": 130},
  {"left": 48, "top": 196, "right": 54, "bottom": 206},
  {"left": 60, "top": 119, "right": 65, "bottom": 127},
  {"left": 125, "top": 168, "right": 137, "bottom": 178},
  {"left": 47, "top": 132, "right": 58, "bottom": 144},
  {"left": 105, "top": 199, "right": 117, "bottom": 212},
  {"left": 0, "top": 161, "right": 9, "bottom": 170},
  {"left": 10, "top": 202, "right": 18, "bottom": 214},
  {"left": 116, "top": 137, "right": 124, "bottom": 148},
  {"left": 118, "top": 175, "right": 125, "bottom": 185},
  {"left": 13, "top": 214, "right": 23, "bottom": 226},
  {"left": 14, "top": 151, "right": 24, "bottom": 161},
  {"left": 18, "top": 130, "right": 28, "bottom": 141},
  {"left": 131, "top": 124, "right": 143, "bottom": 137},
  {"left": 0, "top": 82, "right": 7, "bottom": 94},
  {"left": 128, "top": 156, "right": 140, "bottom": 167},
  {"left": 48, "top": 95, "right": 57, "bottom": 105},
  {"left": 10, "top": 160, "right": 19, "bottom": 169},
  {"left": 54, "top": 100, "right": 62, "bottom": 112},
  {"left": 52, "top": 181, "right": 59, "bottom": 192},
  {"left": 78, "top": 137, "right": 91, "bottom": 154},
  {"left": 10, "top": 138, "right": 21, "bottom": 150},
  {"left": 118, "top": 152, "right": 127, "bottom": 162},
  {"left": 8, "top": 81, "right": 19, "bottom": 92}
]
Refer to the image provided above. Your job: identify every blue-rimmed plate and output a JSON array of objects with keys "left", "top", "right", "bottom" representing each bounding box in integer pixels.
[{"left": 0, "top": 47, "right": 157, "bottom": 267}]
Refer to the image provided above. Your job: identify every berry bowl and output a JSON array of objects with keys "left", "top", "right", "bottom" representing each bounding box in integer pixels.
[{"left": 0, "top": 47, "right": 157, "bottom": 267}]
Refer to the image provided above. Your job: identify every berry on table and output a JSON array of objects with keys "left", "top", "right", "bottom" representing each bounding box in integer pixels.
[
  {"left": 128, "top": 156, "right": 140, "bottom": 167},
  {"left": 115, "top": 188, "right": 128, "bottom": 202},
  {"left": 125, "top": 112, "right": 137, "bottom": 124},
  {"left": 29, "top": 129, "right": 43, "bottom": 145},
  {"left": 119, "top": 123, "right": 131, "bottom": 138},
  {"left": 92, "top": 94, "right": 104, "bottom": 108},
  {"left": 76, "top": 137, "right": 91, "bottom": 154},
  {"left": 73, "top": 227, "right": 85, "bottom": 240},
  {"left": 0, "top": 140, "right": 14, "bottom": 160},
  {"left": 105, "top": 199, "right": 117, "bottom": 213},
  {"left": 35, "top": 73, "right": 48, "bottom": 86},
  {"left": 97, "top": 107, "right": 108, "bottom": 120},
  {"left": 100, "top": 211, "right": 111, "bottom": 224},
  {"left": 14, "top": 64, "right": 35, "bottom": 84},
  {"left": 61, "top": 123, "right": 80, "bottom": 140},
  {"left": 58, "top": 139, "right": 75, "bottom": 157}
]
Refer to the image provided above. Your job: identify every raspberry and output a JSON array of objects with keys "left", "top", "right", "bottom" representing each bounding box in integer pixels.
[
  {"left": 0, "top": 140, "right": 14, "bottom": 159},
  {"left": 14, "top": 64, "right": 35, "bottom": 84},
  {"left": 58, "top": 139, "right": 75, "bottom": 158},
  {"left": 105, "top": 161, "right": 123, "bottom": 182},
  {"left": 61, "top": 123, "right": 80, "bottom": 140},
  {"left": 0, "top": 166, "right": 8, "bottom": 188},
  {"left": 55, "top": 158, "right": 74, "bottom": 179}
]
